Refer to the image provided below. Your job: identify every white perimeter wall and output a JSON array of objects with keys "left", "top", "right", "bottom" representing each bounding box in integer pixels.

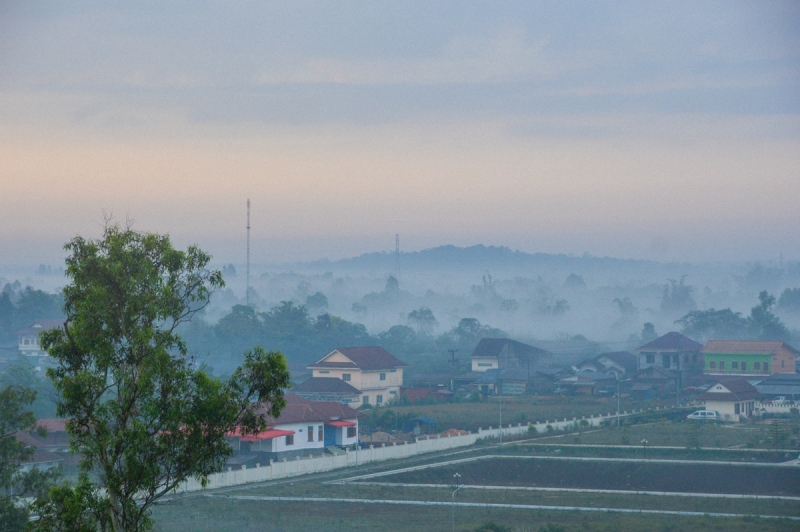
[{"left": 176, "top": 407, "right": 665, "bottom": 494}]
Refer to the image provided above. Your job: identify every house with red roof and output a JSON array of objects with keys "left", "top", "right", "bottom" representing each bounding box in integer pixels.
[
  {"left": 307, "top": 347, "right": 407, "bottom": 407},
  {"left": 226, "top": 393, "right": 359, "bottom": 464},
  {"left": 701, "top": 340, "right": 798, "bottom": 377}
]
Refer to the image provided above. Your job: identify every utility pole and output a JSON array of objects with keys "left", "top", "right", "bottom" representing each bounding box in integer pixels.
[
  {"left": 246, "top": 198, "right": 251, "bottom": 307},
  {"left": 395, "top": 234, "right": 400, "bottom": 277},
  {"left": 447, "top": 349, "right": 458, "bottom": 368}
]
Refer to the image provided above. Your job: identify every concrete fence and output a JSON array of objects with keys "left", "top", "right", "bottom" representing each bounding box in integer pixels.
[
  {"left": 755, "top": 402, "right": 798, "bottom": 414},
  {"left": 177, "top": 407, "right": 662, "bottom": 493}
]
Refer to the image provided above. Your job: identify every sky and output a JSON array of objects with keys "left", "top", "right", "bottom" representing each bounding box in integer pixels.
[{"left": 1, "top": 1, "right": 799, "bottom": 266}]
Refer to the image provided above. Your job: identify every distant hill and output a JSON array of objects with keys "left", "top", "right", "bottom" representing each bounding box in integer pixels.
[{"left": 273, "top": 244, "right": 692, "bottom": 277}]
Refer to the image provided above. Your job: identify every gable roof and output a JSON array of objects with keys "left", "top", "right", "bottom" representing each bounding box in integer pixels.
[
  {"left": 471, "top": 338, "right": 549, "bottom": 359},
  {"left": 697, "top": 379, "right": 764, "bottom": 402},
  {"left": 293, "top": 377, "right": 361, "bottom": 395},
  {"left": 595, "top": 351, "right": 638, "bottom": 372},
  {"left": 701, "top": 340, "right": 800, "bottom": 356},
  {"left": 308, "top": 346, "right": 407, "bottom": 371},
  {"left": 637, "top": 332, "right": 702, "bottom": 352},
  {"left": 16, "top": 320, "right": 65, "bottom": 336},
  {"left": 255, "top": 393, "right": 360, "bottom": 425}
]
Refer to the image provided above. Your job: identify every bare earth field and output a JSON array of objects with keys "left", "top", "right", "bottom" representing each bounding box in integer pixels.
[{"left": 383, "top": 456, "right": 800, "bottom": 496}]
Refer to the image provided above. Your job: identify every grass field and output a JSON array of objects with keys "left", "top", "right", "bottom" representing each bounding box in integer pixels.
[
  {"left": 150, "top": 495, "right": 800, "bottom": 532},
  {"left": 534, "top": 419, "right": 799, "bottom": 450},
  {"left": 365, "top": 395, "right": 663, "bottom": 432}
]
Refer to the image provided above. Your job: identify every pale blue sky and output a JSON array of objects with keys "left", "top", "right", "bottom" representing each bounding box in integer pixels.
[{"left": 1, "top": 1, "right": 798, "bottom": 265}]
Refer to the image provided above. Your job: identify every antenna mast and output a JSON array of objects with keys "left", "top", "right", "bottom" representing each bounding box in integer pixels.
[
  {"left": 246, "top": 198, "right": 251, "bottom": 307},
  {"left": 395, "top": 234, "right": 400, "bottom": 276}
]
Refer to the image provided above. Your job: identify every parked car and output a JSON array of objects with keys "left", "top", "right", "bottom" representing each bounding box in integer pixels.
[
  {"left": 686, "top": 410, "right": 720, "bottom": 421},
  {"left": 772, "top": 396, "right": 791, "bottom": 405}
]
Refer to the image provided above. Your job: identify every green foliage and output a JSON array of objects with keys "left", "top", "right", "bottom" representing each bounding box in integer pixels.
[
  {"left": 641, "top": 322, "right": 658, "bottom": 343},
  {"left": 407, "top": 307, "right": 438, "bottom": 335},
  {"left": 31, "top": 476, "right": 112, "bottom": 532},
  {"left": 686, "top": 422, "right": 700, "bottom": 449},
  {"left": 305, "top": 291, "right": 329, "bottom": 313},
  {"left": 675, "top": 292, "right": 792, "bottom": 342},
  {"left": 766, "top": 420, "right": 787, "bottom": 450},
  {"left": 537, "top": 524, "right": 568, "bottom": 532},
  {"left": 474, "top": 522, "right": 511, "bottom": 532},
  {"left": 748, "top": 291, "right": 791, "bottom": 341},
  {"left": 39, "top": 225, "right": 291, "bottom": 532},
  {"left": 0, "top": 284, "right": 64, "bottom": 343},
  {"left": 0, "top": 356, "right": 58, "bottom": 419},
  {"left": 777, "top": 287, "right": 800, "bottom": 313},
  {"left": 1, "top": 384, "right": 60, "bottom": 531},
  {"left": 675, "top": 308, "right": 747, "bottom": 340},
  {"left": 661, "top": 275, "right": 696, "bottom": 315}
]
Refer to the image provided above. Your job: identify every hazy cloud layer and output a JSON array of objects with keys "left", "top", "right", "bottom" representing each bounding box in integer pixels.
[{"left": 0, "top": 1, "right": 798, "bottom": 265}]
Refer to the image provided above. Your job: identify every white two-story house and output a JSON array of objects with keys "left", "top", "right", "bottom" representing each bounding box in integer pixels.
[{"left": 307, "top": 346, "right": 407, "bottom": 407}]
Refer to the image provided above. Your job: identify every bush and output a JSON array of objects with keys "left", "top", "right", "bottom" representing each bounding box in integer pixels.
[{"left": 474, "top": 522, "right": 511, "bottom": 532}]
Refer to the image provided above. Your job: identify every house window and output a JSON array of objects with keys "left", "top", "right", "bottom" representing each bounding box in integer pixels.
[
  {"left": 732, "top": 361, "right": 738, "bottom": 369},
  {"left": 389, "top": 390, "right": 397, "bottom": 395},
  {"left": 376, "top": 394, "right": 383, "bottom": 405},
  {"left": 735, "top": 403, "right": 740, "bottom": 415},
  {"left": 764, "top": 363, "right": 769, "bottom": 373},
  {"left": 319, "top": 370, "right": 330, "bottom": 374},
  {"left": 285, "top": 435, "right": 294, "bottom": 446},
  {"left": 380, "top": 372, "right": 386, "bottom": 381},
  {"left": 710, "top": 361, "right": 716, "bottom": 369},
  {"left": 307, "top": 426, "right": 314, "bottom": 442},
  {"left": 342, "top": 374, "right": 351, "bottom": 382},
  {"left": 390, "top": 369, "right": 396, "bottom": 373},
  {"left": 318, "top": 426, "right": 323, "bottom": 441},
  {"left": 741, "top": 362, "right": 746, "bottom": 371},
  {"left": 477, "top": 363, "right": 493, "bottom": 367},
  {"left": 347, "top": 426, "right": 356, "bottom": 438},
  {"left": 754, "top": 362, "right": 761, "bottom": 370},
  {"left": 662, "top": 354, "right": 670, "bottom": 368},
  {"left": 719, "top": 361, "right": 725, "bottom": 370},
  {"left": 362, "top": 396, "right": 369, "bottom": 405},
  {"left": 646, "top": 354, "right": 655, "bottom": 364}
]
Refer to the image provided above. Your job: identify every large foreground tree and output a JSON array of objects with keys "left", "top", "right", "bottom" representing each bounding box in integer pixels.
[{"left": 38, "top": 224, "right": 290, "bottom": 532}]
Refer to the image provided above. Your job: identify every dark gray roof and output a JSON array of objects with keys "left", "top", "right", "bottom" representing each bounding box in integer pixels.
[
  {"left": 293, "top": 377, "right": 361, "bottom": 395},
  {"left": 471, "top": 338, "right": 549, "bottom": 359},
  {"left": 309, "top": 346, "right": 407, "bottom": 371},
  {"left": 637, "top": 332, "right": 702, "bottom": 352}
]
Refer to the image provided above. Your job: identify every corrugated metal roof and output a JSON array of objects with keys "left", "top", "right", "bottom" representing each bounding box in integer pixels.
[{"left": 701, "top": 340, "right": 800, "bottom": 355}]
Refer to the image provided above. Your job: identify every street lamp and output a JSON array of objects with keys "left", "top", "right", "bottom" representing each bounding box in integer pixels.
[
  {"left": 498, "top": 386, "right": 503, "bottom": 447},
  {"left": 641, "top": 439, "right": 648, "bottom": 460},
  {"left": 452, "top": 473, "right": 463, "bottom": 532}
]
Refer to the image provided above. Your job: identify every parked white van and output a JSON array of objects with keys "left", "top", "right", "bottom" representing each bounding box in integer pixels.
[{"left": 686, "top": 410, "right": 721, "bottom": 421}]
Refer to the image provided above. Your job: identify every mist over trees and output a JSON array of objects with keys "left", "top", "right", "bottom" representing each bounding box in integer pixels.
[{"left": 3, "top": 245, "right": 800, "bottom": 380}]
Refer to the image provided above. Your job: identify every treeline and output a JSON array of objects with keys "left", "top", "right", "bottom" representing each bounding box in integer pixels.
[
  {"left": 0, "top": 283, "right": 64, "bottom": 344},
  {"left": 179, "top": 301, "right": 507, "bottom": 376},
  {"left": 676, "top": 290, "right": 794, "bottom": 343}
]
